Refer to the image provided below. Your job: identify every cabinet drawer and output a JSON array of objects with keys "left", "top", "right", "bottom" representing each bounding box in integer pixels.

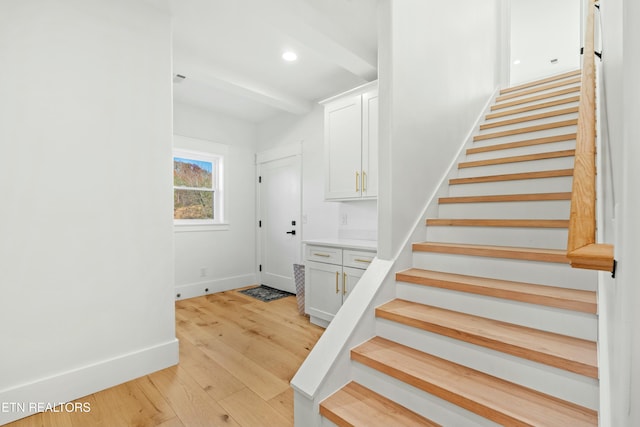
[
  {"left": 343, "top": 250, "right": 375, "bottom": 269},
  {"left": 306, "top": 245, "right": 342, "bottom": 265}
]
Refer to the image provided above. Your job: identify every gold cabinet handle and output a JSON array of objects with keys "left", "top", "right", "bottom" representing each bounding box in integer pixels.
[
  {"left": 313, "top": 253, "right": 330, "bottom": 257},
  {"left": 355, "top": 171, "right": 360, "bottom": 192},
  {"left": 354, "top": 258, "right": 372, "bottom": 263},
  {"left": 362, "top": 171, "right": 367, "bottom": 192},
  {"left": 335, "top": 271, "right": 339, "bottom": 294},
  {"left": 343, "top": 272, "right": 347, "bottom": 295}
]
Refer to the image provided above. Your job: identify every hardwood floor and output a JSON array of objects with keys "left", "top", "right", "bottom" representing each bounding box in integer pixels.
[{"left": 6, "top": 290, "right": 324, "bottom": 427}]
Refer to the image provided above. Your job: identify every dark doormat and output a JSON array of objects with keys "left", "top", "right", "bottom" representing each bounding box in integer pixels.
[{"left": 239, "top": 285, "right": 295, "bottom": 302}]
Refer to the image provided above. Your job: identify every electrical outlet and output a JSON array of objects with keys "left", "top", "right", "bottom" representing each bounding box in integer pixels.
[
  {"left": 200, "top": 267, "right": 207, "bottom": 277},
  {"left": 341, "top": 213, "right": 348, "bottom": 225}
]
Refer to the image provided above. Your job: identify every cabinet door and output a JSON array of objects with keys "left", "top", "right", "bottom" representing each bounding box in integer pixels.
[
  {"left": 324, "top": 94, "right": 363, "bottom": 200},
  {"left": 342, "top": 266, "right": 365, "bottom": 302},
  {"left": 305, "top": 261, "right": 343, "bottom": 322},
  {"left": 361, "top": 89, "right": 378, "bottom": 198}
]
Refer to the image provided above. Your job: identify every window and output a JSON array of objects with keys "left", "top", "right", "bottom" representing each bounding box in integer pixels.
[{"left": 173, "top": 149, "right": 224, "bottom": 225}]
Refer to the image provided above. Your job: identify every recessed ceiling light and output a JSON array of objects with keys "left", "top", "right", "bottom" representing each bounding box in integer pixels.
[
  {"left": 282, "top": 51, "right": 297, "bottom": 62},
  {"left": 513, "top": 59, "right": 521, "bottom": 65}
]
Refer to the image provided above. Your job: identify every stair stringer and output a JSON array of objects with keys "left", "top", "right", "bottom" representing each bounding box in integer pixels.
[{"left": 291, "top": 87, "right": 501, "bottom": 427}]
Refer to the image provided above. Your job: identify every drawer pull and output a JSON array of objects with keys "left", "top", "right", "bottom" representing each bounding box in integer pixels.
[
  {"left": 313, "top": 253, "right": 331, "bottom": 258},
  {"left": 354, "top": 258, "right": 372, "bottom": 263},
  {"left": 335, "top": 272, "right": 340, "bottom": 294}
]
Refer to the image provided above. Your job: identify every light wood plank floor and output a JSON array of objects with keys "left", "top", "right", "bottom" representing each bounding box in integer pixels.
[{"left": 5, "top": 290, "right": 325, "bottom": 427}]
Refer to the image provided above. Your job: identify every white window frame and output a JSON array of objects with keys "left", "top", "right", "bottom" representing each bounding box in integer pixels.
[{"left": 173, "top": 147, "right": 226, "bottom": 229}]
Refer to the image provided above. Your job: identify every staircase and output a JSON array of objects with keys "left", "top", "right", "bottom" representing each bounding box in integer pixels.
[{"left": 319, "top": 70, "right": 600, "bottom": 426}]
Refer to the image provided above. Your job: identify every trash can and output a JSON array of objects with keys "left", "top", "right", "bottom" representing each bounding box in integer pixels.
[{"left": 293, "top": 263, "right": 305, "bottom": 315}]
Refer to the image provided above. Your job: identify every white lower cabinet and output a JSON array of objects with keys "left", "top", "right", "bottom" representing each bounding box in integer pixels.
[{"left": 304, "top": 244, "right": 375, "bottom": 327}]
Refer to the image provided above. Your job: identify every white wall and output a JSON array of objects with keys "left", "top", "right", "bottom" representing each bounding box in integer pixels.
[
  {"left": 597, "top": 0, "right": 623, "bottom": 422},
  {"left": 598, "top": 0, "right": 640, "bottom": 425},
  {"left": 623, "top": 3, "right": 640, "bottom": 418},
  {"left": 173, "top": 103, "right": 258, "bottom": 299},
  {"left": 0, "top": 1, "right": 176, "bottom": 423},
  {"left": 510, "top": 0, "right": 581, "bottom": 84},
  {"left": 377, "top": 0, "right": 501, "bottom": 260},
  {"left": 338, "top": 200, "right": 378, "bottom": 241}
]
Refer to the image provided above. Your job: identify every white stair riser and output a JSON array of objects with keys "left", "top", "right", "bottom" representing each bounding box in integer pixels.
[
  {"left": 375, "top": 320, "right": 599, "bottom": 410},
  {"left": 464, "top": 139, "right": 576, "bottom": 162},
  {"left": 426, "top": 225, "right": 568, "bottom": 249},
  {"left": 412, "top": 251, "right": 598, "bottom": 291},
  {"left": 320, "top": 417, "right": 338, "bottom": 427},
  {"left": 477, "top": 113, "right": 578, "bottom": 135},
  {"left": 437, "top": 200, "right": 570, "bottom": 219},
  {"left": 456, "top": 156, "right": 575, "bottom": 178},
  {"left": 472, "top": 125, "right": 577, "bottom": 146},
  {"left": 395, "top": 282, "right": 597, "bottom": 340},
  {"left": 352, "top": 363, "right": 500, "bottom": 427},
  {"left": 448, "top": 176, "right": 573, "bottom": 197},
  {"left": 495, "top": 84, "right": 581, "bottom": 105},
  {"left": 484, "top": 100, "right": 579, "bottom": 122}
]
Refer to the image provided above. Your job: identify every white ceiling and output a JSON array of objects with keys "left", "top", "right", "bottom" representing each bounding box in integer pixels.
[{"left": 162, "top": 0, "right": 379, "bottom": 123}]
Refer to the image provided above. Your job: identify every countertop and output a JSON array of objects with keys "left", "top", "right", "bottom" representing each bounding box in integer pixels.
[{"left": 303, "top": 238, "right": 377, "bottom": 252}]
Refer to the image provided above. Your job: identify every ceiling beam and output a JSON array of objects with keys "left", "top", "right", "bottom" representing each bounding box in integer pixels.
[{"left": 174, "top": 54, "right": 313, "bottom": 116}]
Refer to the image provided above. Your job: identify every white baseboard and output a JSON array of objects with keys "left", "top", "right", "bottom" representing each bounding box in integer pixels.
[
  {"left": 0, "top": 339, "right": 179, "bottom": 425},
  {"left": 175, "top": 273, "right": 257, "bottom": 300}
]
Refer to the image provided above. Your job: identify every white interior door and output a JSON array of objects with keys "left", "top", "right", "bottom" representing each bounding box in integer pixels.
[{"left": 258, "top": 153, "right": 301, "bottom": 293}]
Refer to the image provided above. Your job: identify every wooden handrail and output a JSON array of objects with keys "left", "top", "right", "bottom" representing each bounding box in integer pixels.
[{"left": 566, "top": 0, "right": 615, "bottom": 272}]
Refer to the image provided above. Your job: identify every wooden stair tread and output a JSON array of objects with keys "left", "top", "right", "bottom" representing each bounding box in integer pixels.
[
  {"left": 458, "top": 149, "right": 575, "bottom": 169},
  {"left": 376, "top": 299, "right": 597, "bottom": 378},
  {"left": 352, "top": 337, "right": 598, "bottom": 426},
  {"left": 499, "top": 70, "right": 582, "bottom": 95},
  {"left": 412, "top": 242, "right": 570, "bottom": 263},
  {"left": 439, "top": 192, "right": 571, "bottom": 204},
  {"left": 449, "top": 169, "right": 573, "bottom": 185},
  {"left": 466, "top": 133, "right": 576, "bottom": 155},
  {"left": 473, "top": 119, "right": 578, "bottom": 142},
  {"left": 480, "top": 106, "right": 579, "bottom": 130},
  {"left": 426, "top": 218, "right": 569, "bottom": 228},
  {"left": 496, "top": 77, "right": 581, "bottom": 102},
  {"left": 320, "top": 381, "right": 441, "bottom": 427},
  {"left": 396, "top": 268, "right": 596, "bottom": 313},
  {"left": 486, "top": 96, "right": 580, "bottom": 120},
  {"left": 492, "top": 86, "right": 581, "bottom": 111}
]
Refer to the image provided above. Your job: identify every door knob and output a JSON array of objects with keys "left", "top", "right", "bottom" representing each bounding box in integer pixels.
[{"left": 286, "top": 230, "right": 296, "bottom": 235}]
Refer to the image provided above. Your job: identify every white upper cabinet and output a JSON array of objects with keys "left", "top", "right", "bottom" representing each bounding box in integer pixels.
[{"left": 322, "top": 82, "right": 378, "bottom": 200}]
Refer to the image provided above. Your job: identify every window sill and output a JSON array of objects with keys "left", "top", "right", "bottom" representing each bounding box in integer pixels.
[{"left": 174, "top": 223, "right": 230, "bottom": 233}]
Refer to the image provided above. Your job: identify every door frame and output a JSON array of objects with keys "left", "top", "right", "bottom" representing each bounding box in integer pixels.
[{"left": 256, "top": 142, "right": 303, "bottom": 289}]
